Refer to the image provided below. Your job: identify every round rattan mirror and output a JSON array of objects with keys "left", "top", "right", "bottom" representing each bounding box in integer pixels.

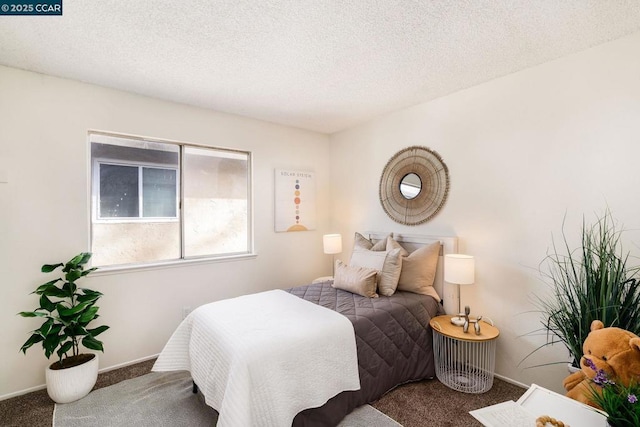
[{"left": 379, "top": 146, "right": 449, "bottom": 225}]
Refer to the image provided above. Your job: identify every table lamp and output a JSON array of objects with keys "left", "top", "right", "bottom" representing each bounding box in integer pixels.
[
  {"left": 444, "top": 254, "right": 475, "bottom": 326},
  {"left": 323, "top": 234, "right": 342, "bottom": 277}
]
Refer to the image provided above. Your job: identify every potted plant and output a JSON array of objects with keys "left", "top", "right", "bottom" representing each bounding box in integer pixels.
[
  {"left": 19, "top": 252, "right": 109, "bottom": 403},
  {"left": 530, "top": 211, "right": 640, "bottom": 369},
  {"left": 585, "top": 358, "right": 640, "bottom": 427}
]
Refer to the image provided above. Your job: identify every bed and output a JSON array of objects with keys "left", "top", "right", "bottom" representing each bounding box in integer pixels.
[{"left": 153, "top": 233, "right": 457, "bottom": 426}]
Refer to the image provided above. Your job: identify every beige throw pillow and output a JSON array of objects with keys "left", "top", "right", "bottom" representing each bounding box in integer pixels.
[
  {"left": 396, "top": 241, "right": 441, "bottom": 300},
  {"left": 376, "top": 248, "right": 403, "bottom": 296},
  {"left": 351, "top": 233, "right": 403, "bottom": 296},
  {"left": 386, "top": 235, "right": 409, "bottom": 256},
  {"left": 353, "top": 232, "right": 388, "bottom": 251},
  {"left": 332, "top": 260, "right": 379, "bottom": 298}
]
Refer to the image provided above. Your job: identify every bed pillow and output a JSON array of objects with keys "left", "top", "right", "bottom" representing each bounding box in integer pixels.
[
  {"left": 396, "top": 241, "right": 441, "bottom": 300},
  {"left": 351, "top": 235, "right": 403, "bottom": 295},
  {"left": 375, "top": 248, "right": 403, "bottom": 296},
  {"left": 353, "top": 232, "right": 389, "bottom": 251},
  {"left": 386, "top": 235, "right": 409, "bottom": 256},
  {"left": 349, "top": 247, "right": 403, "bottom": 296},
  {"left": 332, "top": 260, "right": 379, "bottom": 298},
  {"left": 350, "top": 245, "right": 387, "bottom": 271}
]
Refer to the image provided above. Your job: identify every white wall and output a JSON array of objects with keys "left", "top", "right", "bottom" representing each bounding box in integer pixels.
[
  {"left": 329, "top": 32, "right": 640, "bottom": 393},
  {"left": 0, "top": 66, "right": 331, "bottom": 398}
]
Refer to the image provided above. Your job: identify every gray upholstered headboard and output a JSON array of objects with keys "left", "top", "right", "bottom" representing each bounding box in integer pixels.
[{"left": 366, "top": 232, "right": 459, "bottom": 314}]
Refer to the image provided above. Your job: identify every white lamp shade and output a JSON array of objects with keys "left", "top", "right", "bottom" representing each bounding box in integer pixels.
[
  {"left": 444, "top": 254, "right": 475, "bottom": 285},
  {"left": 323, "top": 234, "right": 342, "bottom": 254}
]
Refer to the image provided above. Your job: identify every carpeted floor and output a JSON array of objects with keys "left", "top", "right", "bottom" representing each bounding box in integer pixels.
[
  {"left": 52, "top": 370, "right": 399, "bottom": 427},
  {"left": 0, "top": 359, "right": 156, "bottom": 427},
  {"left": 371, "top": 376, "right": 527, "bottom": 426},
  {"left": 0, "top": 358, "right": 526, "bottom": 426}
]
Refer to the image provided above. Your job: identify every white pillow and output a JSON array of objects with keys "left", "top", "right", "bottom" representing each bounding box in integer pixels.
[{"left": 350, "top": 246, "right": 387, "bottom": 270}]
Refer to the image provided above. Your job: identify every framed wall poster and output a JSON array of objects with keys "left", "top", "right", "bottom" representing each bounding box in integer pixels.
[{"left": 275, "top": 169, "right": 316, "bottom": 232}]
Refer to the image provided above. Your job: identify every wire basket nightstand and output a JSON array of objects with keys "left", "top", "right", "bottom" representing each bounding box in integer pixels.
[{"left": 430, "top": 315, "right": 500, "bottom": 394}]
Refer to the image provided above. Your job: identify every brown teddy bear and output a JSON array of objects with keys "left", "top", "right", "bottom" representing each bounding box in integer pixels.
[{"left": 563, "top": 320, "right": 640, "bottom": 408}]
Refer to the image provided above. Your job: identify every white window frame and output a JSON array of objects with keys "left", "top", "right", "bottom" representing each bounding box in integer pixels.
[
  {"left": 92, "top": 159, "right": 180, "bottom": 223},
  {"left": 89, "top": 131, "right": 254, "bottom": 270}
]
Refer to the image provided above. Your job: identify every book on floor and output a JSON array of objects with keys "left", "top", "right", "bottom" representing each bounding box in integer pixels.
[{"left": 469, "top": 383, "right": 608, "bottom": 427}]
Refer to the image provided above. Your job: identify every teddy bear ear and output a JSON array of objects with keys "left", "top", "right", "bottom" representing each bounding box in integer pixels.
[
  {"left": 591, "top": 320, "right": 605, "bottom": 331},
  {"left": 630, "top": 338, "right": 640, "bottom": 352}
]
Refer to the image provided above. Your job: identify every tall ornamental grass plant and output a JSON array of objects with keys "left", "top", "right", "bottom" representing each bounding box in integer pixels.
[{"left": 535, "top": 211, "right": 640, "bottom": 367}]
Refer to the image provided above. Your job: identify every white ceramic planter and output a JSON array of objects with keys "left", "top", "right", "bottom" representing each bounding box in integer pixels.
[{"left": 45, "top": 353, "right": 99, "bottom": 403}]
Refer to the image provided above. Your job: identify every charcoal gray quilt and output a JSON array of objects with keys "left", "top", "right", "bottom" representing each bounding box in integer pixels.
[{"left": 286, "top": 281, "right": 444, "bottom": 426}]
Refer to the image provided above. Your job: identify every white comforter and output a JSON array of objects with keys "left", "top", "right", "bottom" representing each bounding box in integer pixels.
[{"left": 152, "top": 289, "right": 360, "bottom": 427}]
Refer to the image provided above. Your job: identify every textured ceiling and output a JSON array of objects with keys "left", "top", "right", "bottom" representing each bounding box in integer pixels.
[{"left": 1, "top": 1, "right": 640, "bottom": 134}]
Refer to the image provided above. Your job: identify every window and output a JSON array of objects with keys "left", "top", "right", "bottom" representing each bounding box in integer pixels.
[
  {"left": 90, "top": 132, "right": 252, "bottom": 267},
  {"left": 98, "top": 163, "right": 178, "bottom": 219}
]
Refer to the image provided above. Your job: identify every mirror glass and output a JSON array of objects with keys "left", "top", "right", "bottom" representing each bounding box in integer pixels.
[{"left": 399, "top": 173, "right": 421, "bottom": 199}]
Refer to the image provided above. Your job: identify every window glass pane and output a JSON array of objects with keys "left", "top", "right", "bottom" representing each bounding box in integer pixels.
[
  {"left": 99, "top": 164, "right": 139, "bottom": 218},
  {"left": 183, "top": 147, "right": 249, "bottom": 257},
  {"left": 142, "top": 167, "right": 177, "bottom": 218}
]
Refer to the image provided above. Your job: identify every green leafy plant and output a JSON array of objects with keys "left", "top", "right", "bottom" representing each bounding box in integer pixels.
[
  {"left": 529, "top": 211, "right": 640, "bottom": 367},
  {"left": 586, "top": 358, "right": 640, "bottom": 427},
  {"left": 19, "top": 252, "right": 109, "bottom": 369}
]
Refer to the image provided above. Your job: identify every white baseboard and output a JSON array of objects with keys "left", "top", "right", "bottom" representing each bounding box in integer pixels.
[
  {"left": 494, "top": 372, "right": 529, "bottom": 390},
  {"left": 2, "top": 356, "right": 526, "bottom": 402},
  {"left": 0, "top": 354, "right": 159, "bottom": 402},
  {"left": 0, "top": 383, "right": 47, "bottom": 401},
  {"left": 97, "top": 353, "right": 159, "bottom": 374}
]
